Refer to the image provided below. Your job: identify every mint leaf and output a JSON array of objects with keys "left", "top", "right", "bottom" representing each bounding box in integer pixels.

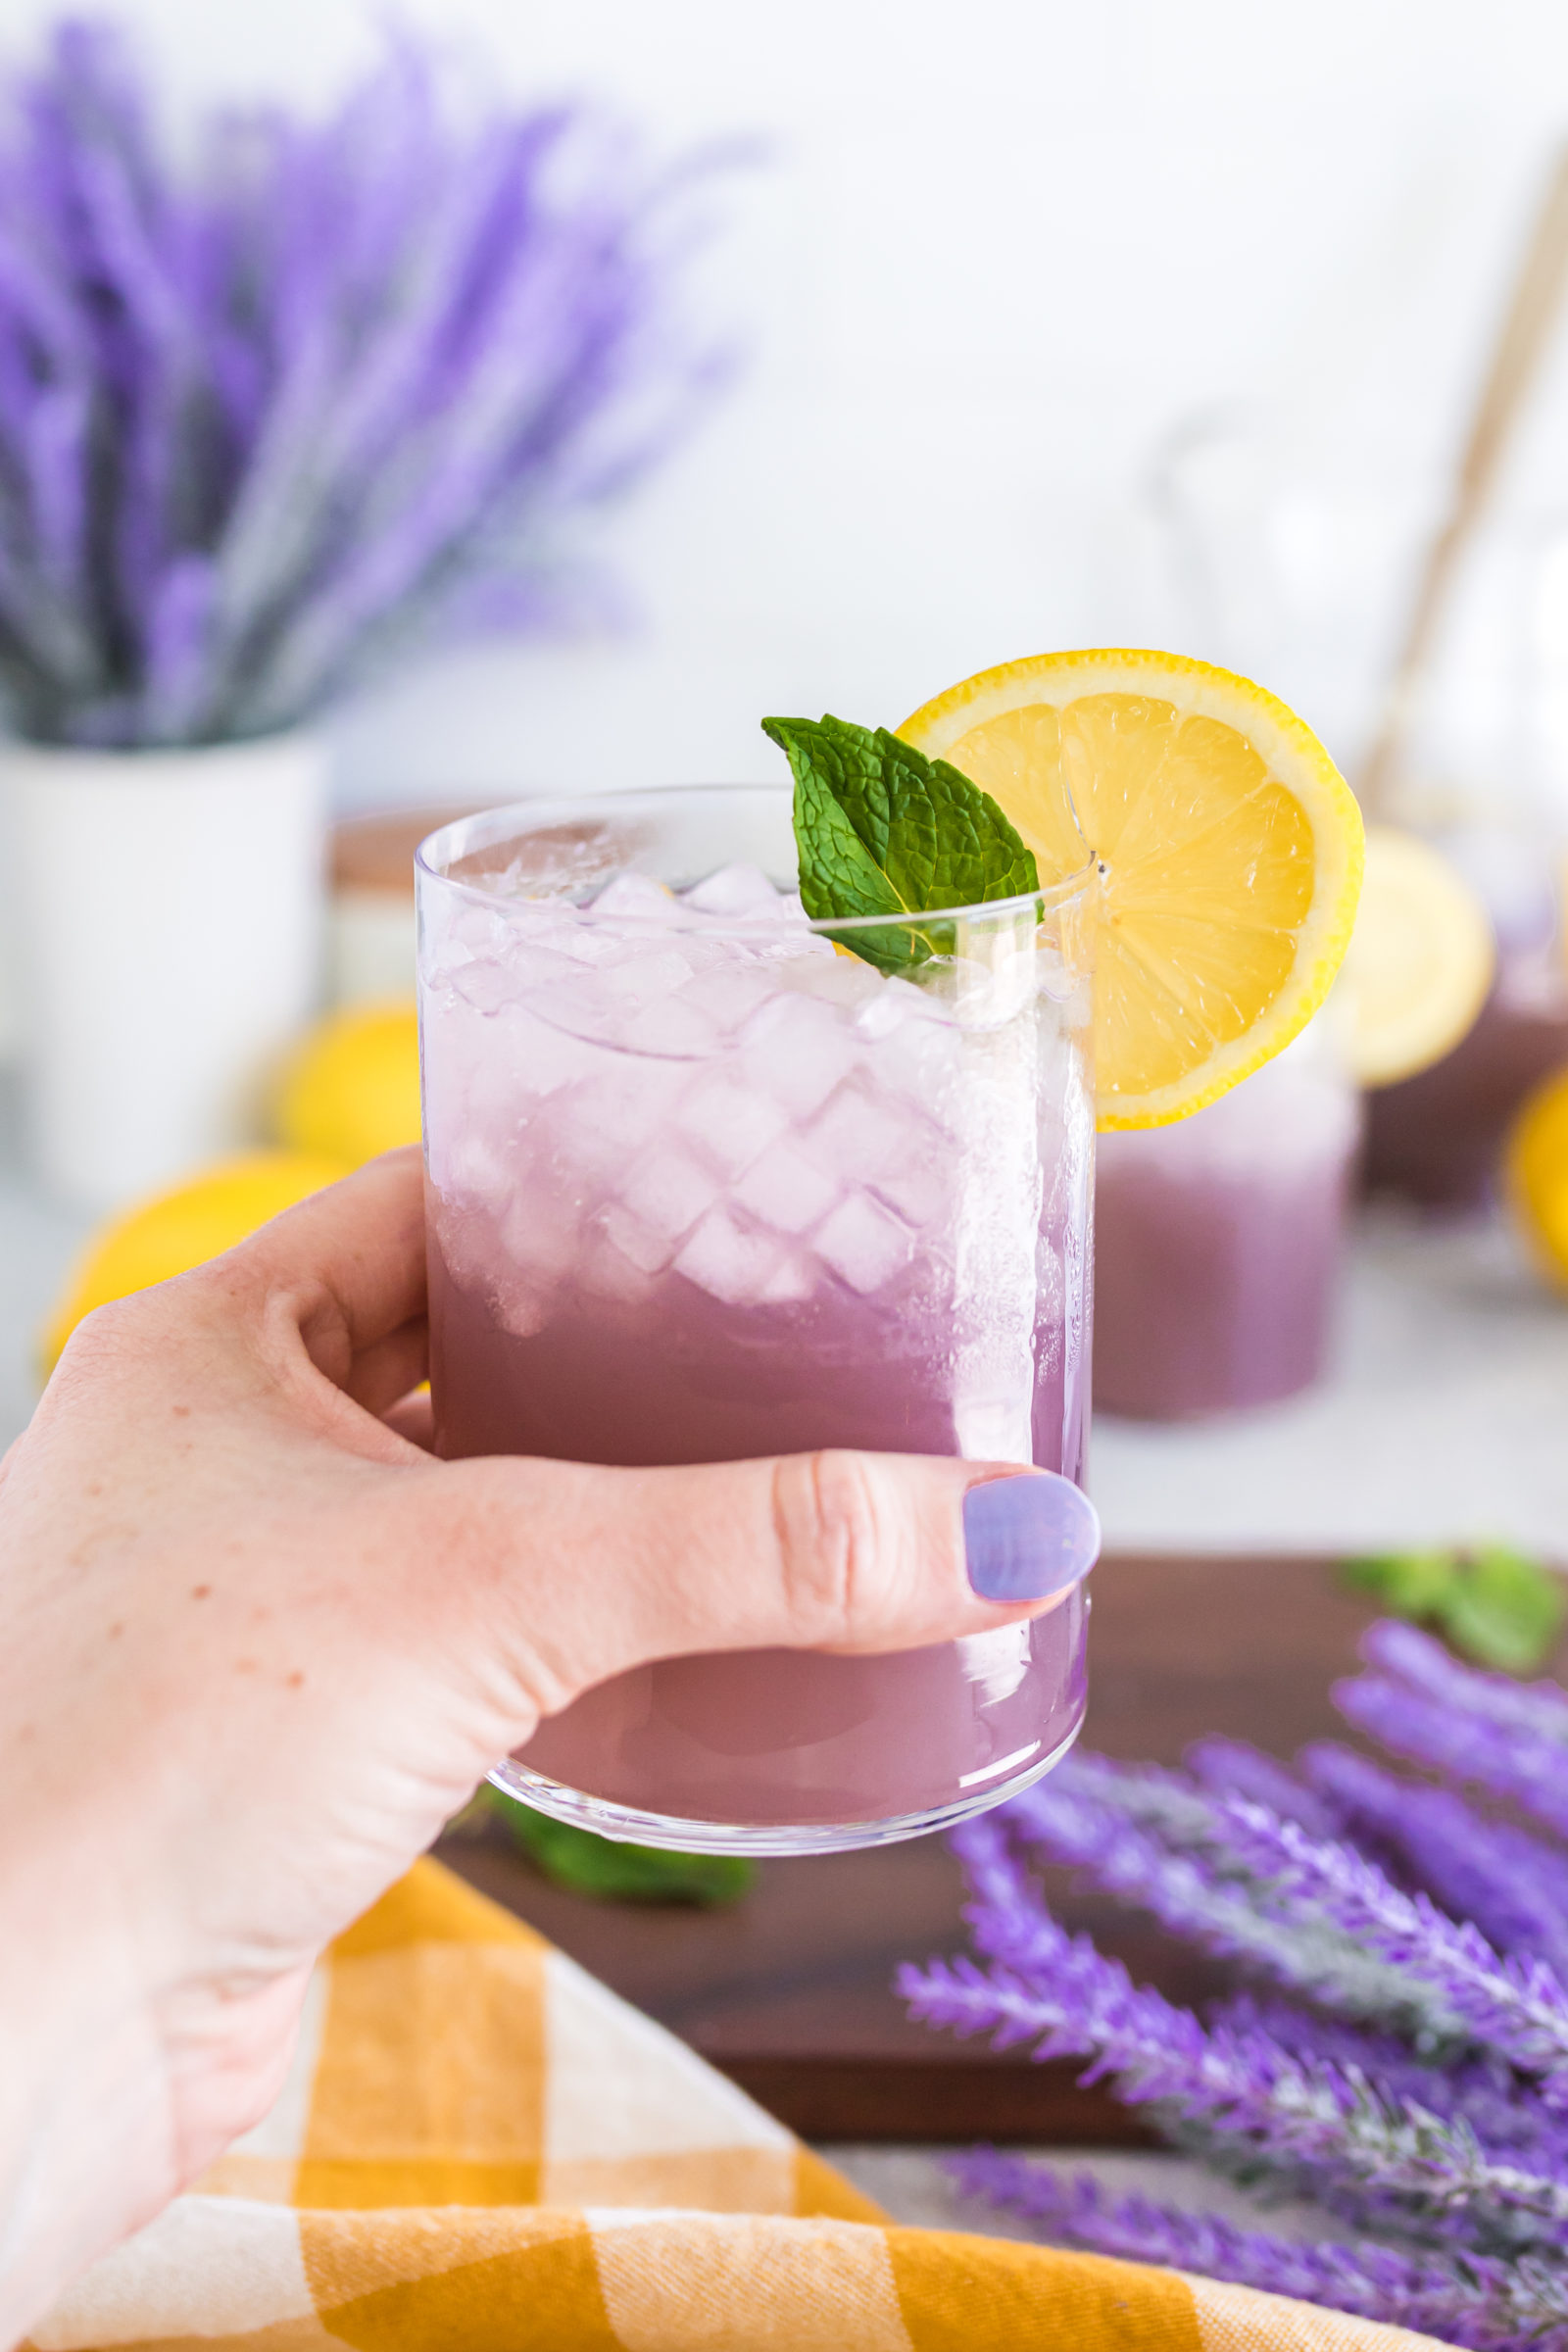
[
  {"left": 1340, "top": 1544, "right": 1566, "bottom": 1674},
  {"left": 1342, "top": 1551, "right": 1460, "bottom": 1617},
  {"left": 762, "top": 713, "right": 1039, "bottom": 973},
  {"left": 451, "top": 1786, "right": 755, "bottom": 1906},
  {"left": 1439, "top": 1544, "right": 1566, "bottom": 1674}
]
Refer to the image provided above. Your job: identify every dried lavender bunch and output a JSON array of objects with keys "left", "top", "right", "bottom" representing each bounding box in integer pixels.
[
  {"left": 1338, "top": 1623, "right": 1568, "bottom": 1844},
  {"left": 900, "top": 1620, "right": 1568, "bottom": 2346},
  {"left": 0, "top": 18, "right": 716, "bottom": 747},
  {"left": 949, "top": 2151, "right": 1568, "bottom": 2352}
]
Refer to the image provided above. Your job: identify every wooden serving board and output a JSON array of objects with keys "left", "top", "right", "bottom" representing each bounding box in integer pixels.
[{"left": 436, "top": 1552, "right": 1390, "bottom": 2144}]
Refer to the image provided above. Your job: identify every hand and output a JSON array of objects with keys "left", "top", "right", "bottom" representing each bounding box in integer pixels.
[{"left": 0, "top": 1147, "right": 1092, "bottom": 2336}]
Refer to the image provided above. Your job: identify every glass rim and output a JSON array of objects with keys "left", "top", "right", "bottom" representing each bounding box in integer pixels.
[{"left": 415, "top": 783, "right": 1096, "bottom": 934}]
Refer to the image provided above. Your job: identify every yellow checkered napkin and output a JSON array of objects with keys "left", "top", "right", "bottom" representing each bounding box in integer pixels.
[{"left": 31, "top": 1860, "right": 1452, "bottom": 2351}]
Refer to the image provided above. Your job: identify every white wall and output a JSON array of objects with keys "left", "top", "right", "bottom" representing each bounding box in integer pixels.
[{"left": 10, "top": 0, "right": 1568, "bottom": 805}]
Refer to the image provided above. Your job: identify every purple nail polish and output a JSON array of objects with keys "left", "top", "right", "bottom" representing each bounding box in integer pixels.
[{"left": 963, "top": 1472, "right": 1101, "bottom": 1603}]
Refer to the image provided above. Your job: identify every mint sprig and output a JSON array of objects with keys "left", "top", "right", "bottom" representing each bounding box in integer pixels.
[
  {"left": 762, "top": 713, "right": 1039, "bottom": 973},
  {"left": 1343, "top": 1544, "right": 1566, "bottom": 1673},
  {"left": 448, "top": 1785, "right": 756, "bottom": 1906}
]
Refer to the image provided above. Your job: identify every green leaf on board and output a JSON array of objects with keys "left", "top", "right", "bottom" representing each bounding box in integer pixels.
[
  {"left": 1342, "top": 1544, "right": 1566, "bottom": 1674},
  {"left": 453, "top": 1784, "right": 755, "bottom": 1906},
  {"left": 762, "top": 712, "right": 1039, "bottom": 973},
  {"left": 1342, "top": 1550, "right": 1461, "bottom": 1618},
  {"left": 1440, "top": 1544, "right": 1568, "bottom": 1675}
]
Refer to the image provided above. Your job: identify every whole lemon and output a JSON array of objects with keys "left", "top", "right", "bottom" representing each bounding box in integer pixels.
[
  {"left": 274, "top": 1002, "right": 421, "bottom": 1165},
  {"left": 41, "top": 1150, "right": 350, "bottom": 1372},
  {"left": 1506, "top": 1062, "right": 1568, "bottom": 1291}
]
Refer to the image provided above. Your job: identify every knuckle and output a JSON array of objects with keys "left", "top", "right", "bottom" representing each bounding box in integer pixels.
[{"left": 771, "top": 1449, "right": 885, "bottom": 1642}]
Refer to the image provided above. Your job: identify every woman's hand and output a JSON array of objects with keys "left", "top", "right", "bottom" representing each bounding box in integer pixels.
[{"left": 0, "top": 1147, "right": 1094, "bottom": 2337}]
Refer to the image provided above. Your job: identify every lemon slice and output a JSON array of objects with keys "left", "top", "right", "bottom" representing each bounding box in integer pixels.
[
  {"left": 1507, "top": 1064, "right": 1568, "bottom": 1289},
  {"left": 1332, "top": 827, "right": 1494, "bottom": 1088},
  {"left": 899, "top": 649, "right": 1364, "bottom": 1128}
]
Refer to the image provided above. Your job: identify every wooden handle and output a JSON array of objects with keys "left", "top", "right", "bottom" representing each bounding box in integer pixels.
[{"left": 1358, "top": 145, "right": 1568, "bottom": 817}]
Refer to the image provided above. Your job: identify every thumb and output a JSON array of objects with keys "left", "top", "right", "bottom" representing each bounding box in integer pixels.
[{"left": 432, "top": 1447, "right": 1101, "bottom": 1716}]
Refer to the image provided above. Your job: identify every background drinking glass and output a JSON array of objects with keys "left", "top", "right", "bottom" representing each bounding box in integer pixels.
[
  {"left": 1148, "top": 412, "right": 1568, "bottom": 1209},
  {"left": 1094, "top": 1024, "right": 1362, "bottom": 1421},
  {"left": 416, "top": 787, "right": 1096, "bottom": 1853}
]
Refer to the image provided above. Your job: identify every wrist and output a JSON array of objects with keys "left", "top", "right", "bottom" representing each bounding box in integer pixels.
[{"left": 0, "top": 1831, "right": 177, "bottom": 2345}]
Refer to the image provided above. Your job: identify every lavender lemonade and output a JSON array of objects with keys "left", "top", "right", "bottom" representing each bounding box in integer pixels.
[{"left": 418, "top": 785, "right": 1096, "bottom": 1850}]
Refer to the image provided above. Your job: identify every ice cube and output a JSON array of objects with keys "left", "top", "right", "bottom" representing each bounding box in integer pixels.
[
  {"left": 533, "top": 945, "right": 705, "bottom": 1051},
  {"left": 774, "top": 950, "right": 884, "bottom": 1011},
  {"left": 499, "top": 1182, "right": 583, "bottom": 1286},
  {"left": 676, "top": 1071, "right": 790, "bottom": 1178},
  {"left": 429, "top": 1125, "right": 514, "bottom": 1205},
  {"left": 732, "top": 1136, "right": 841, "bottom": 1235},
  {"left": 621, "top": 994, "right": 723, "bottom": 1059},
  {"left": 869, "top": 1158, "right": 949, "bottom": 1230},
  {"left": 757, "top": 1249, "right": 815, "bottom": 1305},
  {"left": 612, "top": 1147, "right": 723, "bottom": 1263},
  {"left": 682, "top": 862, "right": 784, "bottom": 917},
  {"left": 673, "top": 1203, "right": 788, "bottom": 1306},
  {"left": 578, "top": 1227, "right": 656, "bottom": 1305},
  {"left": 590, "top": 871, "right": 682, "bottom": 923},
  {"left": 667, "top": 956, "right": 783, "bottom": 1039},
  {"left": 854, "top": 973, "right": 928, "bottom": 1040},
  {"left": 498, "top": 1004, "right": 600, "bottom": 1102},
  {"left": 740, "top": 991, "right": 859, "bottom": 1120},
  {"left": 805, "top": 1082, "right": 912, "bottom": 1183},
  {"left": 812, "top": 1192, "right": 915, "bottom": 1295},
  {"left": 493, "top": 1277, "right": 554, "bottom": 1341},
  {"left": 544, "top": 1060, "right": 684, "bottom": 1187}
]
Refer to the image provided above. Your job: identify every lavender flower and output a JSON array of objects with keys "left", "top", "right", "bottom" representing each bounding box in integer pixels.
[
  {"left": 904, "top": 1817, "right": 1568, "bottom": 2255},
  {"left": 1337, "top": 1630, "right": 1568, "bottom": 1844},
  {"left": 1210, "top": 1802, "right": 1568, "bottom": 2101},
  {"left": 0, "top": 19, "right": 719, "bottom": 746},
  {"left": 950, "top": 2152, "right": 1568, "bottom": 2352},
  {"left": 1186, "top": 1735, "right": 1341, "bottom": 1838},
  {"left": 1007, "top": 1755, "right": 1469, "bottom": 2037},
  {"left": 903, "top": 1622, "right": 1568, "bottom": 2339},
  {"left": 1299, "top": 1741, "right": 1568, "bottom": 1980}
]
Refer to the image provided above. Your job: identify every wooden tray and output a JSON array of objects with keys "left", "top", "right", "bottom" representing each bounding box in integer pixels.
[{"left": 437, "top": 1551, "right": 1384, "bottom": 2143}]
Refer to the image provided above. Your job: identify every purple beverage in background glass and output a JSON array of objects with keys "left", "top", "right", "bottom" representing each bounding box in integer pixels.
[
  {"left": 417, "top": 789, "right": 1096, "bottom": 1853},
  {"left": 1094, "top": 1038, "right": 1360, "bottom": 1420}
]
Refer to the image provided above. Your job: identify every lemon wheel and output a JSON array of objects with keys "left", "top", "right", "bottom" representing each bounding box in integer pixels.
[{"left": 899, "top": 649, "right": 1364, "bottom": 1128}]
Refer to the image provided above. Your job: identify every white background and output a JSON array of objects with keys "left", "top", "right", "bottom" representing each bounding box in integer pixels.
[{"left": 11, "top": 0, "right": 1568, "bottom": 808}]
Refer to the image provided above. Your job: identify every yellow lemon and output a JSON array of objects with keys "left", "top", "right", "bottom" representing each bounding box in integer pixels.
[
  {"left": 1507, "top": 1064, "right": 1568, "bottom": 1290},
  {"left": 1333, "top": 827, "right": 1494, "bottom": 1088},
  {"left": 41, "top": 1150, "right": 350, "bottom": 1372},
  {"left": 898, "top": 649, "right": 1364, "bottom": 1128},
  {"left": 274, "top": 1001, "right": 421, "bottom": 1164}
]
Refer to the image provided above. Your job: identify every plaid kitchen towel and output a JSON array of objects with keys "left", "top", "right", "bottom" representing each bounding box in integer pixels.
[{"left": 29, "top": 1858, "right": 1451, "bottom": 2351}]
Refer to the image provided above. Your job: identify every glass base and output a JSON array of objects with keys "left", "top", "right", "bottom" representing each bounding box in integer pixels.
[{"left": 487, "top": 1714, "right": 1085, "bottom": 1856}]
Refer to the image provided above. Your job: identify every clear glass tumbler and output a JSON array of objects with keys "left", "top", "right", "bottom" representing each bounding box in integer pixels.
[
  {"left": 1094, "top": 1029, "right": 1361, "bottom": 1420},
  {"left": 417, "top": 788, "right": 1096, "bottom": 1853}
]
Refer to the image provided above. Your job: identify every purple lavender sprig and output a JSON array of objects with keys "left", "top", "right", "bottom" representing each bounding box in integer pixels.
[
  {"left": 1299, "top": 1741, "right": 1568, "bottom": 1981},
  {"left": 1211, "top": 1801, "right": 1568, "bottom": 2101},
  {"left": 1337, "top": 1628, "right": 1568, "bottom": 1844},
  {"left": 1185, "top": 1735, "right": 1342, "bottom": 1838},
  {"left": 0, "top": 19, "right": 720, "bottom": 746},
  {"left": 949, "top": 2151, "right": 1568, "bottom": 2352},
  {"left": 903, "top": 1815, "right": 1568, "bottom": 2254},
  {"left": 903, "top": 1624, "right": 1568, "bottom": 2332},
  {"left": 1006, "top": 1755, "right": 1469, "bottom": 2039}
]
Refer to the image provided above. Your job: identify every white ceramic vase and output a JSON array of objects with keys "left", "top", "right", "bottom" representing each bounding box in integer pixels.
[{"left": 2, "top": 732, "right": 327, "bottom": 1208}]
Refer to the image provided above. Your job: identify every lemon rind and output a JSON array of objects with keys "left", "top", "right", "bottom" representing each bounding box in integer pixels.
[{"left": 899, "top": 648, "right": 1365, "bottom": 1130}]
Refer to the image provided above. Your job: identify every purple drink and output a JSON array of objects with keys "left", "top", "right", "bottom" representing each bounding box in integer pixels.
[
  {"left": 417, "top": 790, "right": 1095, "bottom": 1852},
  {"left": 1093, "top": 1043, "right": 1360, "bottom": 1419}
]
